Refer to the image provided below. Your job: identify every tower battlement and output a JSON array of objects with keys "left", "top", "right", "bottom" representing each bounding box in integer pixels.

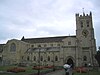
[{"left": 76, "top": 12, "right": 92, "bottom": 18}]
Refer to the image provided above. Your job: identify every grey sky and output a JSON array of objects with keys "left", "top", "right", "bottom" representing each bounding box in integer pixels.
[{"left": 0, "top": 0, "right": 100, "bottom": 49}]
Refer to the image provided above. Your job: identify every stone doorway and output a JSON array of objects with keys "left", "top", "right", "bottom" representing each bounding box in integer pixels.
[{"left": 67, "top": 58, "right": 74, "bottom": 68}]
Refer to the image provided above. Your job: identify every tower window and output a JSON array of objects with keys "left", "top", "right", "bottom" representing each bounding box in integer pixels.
[
  {"left": 80, "top": 21, "right": 83, "bottom": 28},
  {"left": 86, "top": 20, "right": 89, "bottom": 27}
]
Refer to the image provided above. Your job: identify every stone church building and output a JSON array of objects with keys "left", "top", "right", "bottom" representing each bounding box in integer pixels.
[{"left": 0, "top": 12, "right": 97, "bottom": 67}]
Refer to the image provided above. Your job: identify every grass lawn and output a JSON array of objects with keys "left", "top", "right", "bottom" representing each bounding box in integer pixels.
[
  {"left": 0, "top": 66, "right": 100, "bottom": 75},
  {"left": 74, "top": 70, "right": 100, "bottom": 75},
  {"left": 74, "top": 72, "right": 100, "bottom": 75},
  {"left": 0, "top": 65, "right": 36, "bottom": 75}
]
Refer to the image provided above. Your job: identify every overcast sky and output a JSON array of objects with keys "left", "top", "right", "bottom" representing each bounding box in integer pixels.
[{"left": 0, "top": 0, "right": 100, "bottom": 49}]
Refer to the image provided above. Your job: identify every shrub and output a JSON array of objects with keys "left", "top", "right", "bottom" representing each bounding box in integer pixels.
[
  {"left": 45, "top": 65, "right": 54, "bottom": 68},
  {"left": 32, "top": 66, "right": 44, "bottom": 70},
  {"left": 7, "top": 67, "right": 26, "bottom": 73},
  {"left": 75, "top": 67, "right": 88, "bottom": 73}
]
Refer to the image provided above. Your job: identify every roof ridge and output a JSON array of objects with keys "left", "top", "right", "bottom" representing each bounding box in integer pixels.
[{"left": 22, "top": 35, "right": 76, "bottom": 40}]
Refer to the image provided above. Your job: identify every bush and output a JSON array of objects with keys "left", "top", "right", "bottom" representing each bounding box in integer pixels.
[
  {"left": 45, "top": 65, "right": 54, "bottom": 68},
  {"left": 32, "top": 66, "right": 44, "bottom": 70},
  {"left": 7, "top": 67, "right": 26, "bottom": 73},
  {"left": 75, "top": 67, "right": 88, "bottom": 73}
]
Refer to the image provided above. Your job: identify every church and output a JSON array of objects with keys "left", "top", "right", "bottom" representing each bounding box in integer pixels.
[{"left": 0, "top": 12, "right": 97, "bottom": 67}]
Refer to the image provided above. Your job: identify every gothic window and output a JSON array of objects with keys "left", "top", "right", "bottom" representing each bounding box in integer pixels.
[
  {"left": 44, "top": 44, "right": 47, "bottom": 47},
  {"left": 86, "top": 20, "right": 89, "bottom": 27},
  {"left": 50, "top": 44, "right": 53, "bottom": 47},
  {"left": 38, "top": 45, "right": 41, "bottom": 47},
  {"left": 48, "top": 56, "right": 50, "bottom": 61},
  {"left": 80, "top": 21, "right": 83, "bottom": 28},
  {"left": 27, "top": 56, "right": 30, "bottom": 61},
  {"left": 10, "top": 43, "right": 16, "bottom": 52},
  {"left": 55, "top": 56, "right": 58, "bottom": 61},
  {"left": 41, "top": 56, "right": 43, "bottom": 61},
  {"left": 83, "top": 56, "right": 87, "bottom": 61},
  {"left": 68, "top": 41, "right": 71, "bottom": 45},
  {"left": 34, "top": 56, "right": 36, "bottom": 61},
  {"left": 31, "top": 45, "right": 34, "bottom": 47},
  {"left": 57, "top": 44, "right": 60, "bottom": 47},
  {"left": 22, "top": 56, "right": 24, "bottom": 60}
]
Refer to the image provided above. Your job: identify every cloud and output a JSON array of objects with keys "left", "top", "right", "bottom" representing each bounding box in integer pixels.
[{"left": 0, "top": 0, "right": 100, "bottom": 48}]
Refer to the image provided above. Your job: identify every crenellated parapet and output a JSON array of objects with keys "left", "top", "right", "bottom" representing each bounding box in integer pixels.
[{"left": 76, "top": 11, "right": 92, "bottom": 18}]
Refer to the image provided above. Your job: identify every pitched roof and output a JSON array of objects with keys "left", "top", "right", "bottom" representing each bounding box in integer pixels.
[{"left": 21, "top": 36, "right": 76, "bottom": 43}]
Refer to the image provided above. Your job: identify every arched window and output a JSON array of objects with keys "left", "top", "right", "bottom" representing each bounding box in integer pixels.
[
  {"left": 86, "top": 20, "right": 89, "bottom": 27},
  {"left": 48, "top": 56, "right": 50, "bottom": 61},
  {"left": 41, "top": 56, "right": 43, "bottom": 61},
  {"left": 44, "top": 44, "right": 47, "bottom": 47},
  {"left": 34, "top": 56, "right": 36, "bottom": 61},
  {"left": 80, "top": 21, "right": 83, "bottom": 28},
  {"left": 83, "top": 56, "right": 87, "bottom": 61},
  {"left": 27, "top": 56, "right": 30, "bottom": 61},
  {"left": 68, "top": 41, "right": 71, "bottom": 45},
  {"left": 10, "top": 43, "right": 16, "bottom": 52},
  {"left": 55, "top": 56, "right": 58, "bottom": 61},
  {"left": 31, "top": 45, "right": 34, "bottom": 47},
  {"left": 38, "top": 45, "right": 41, "bottom": 47}
]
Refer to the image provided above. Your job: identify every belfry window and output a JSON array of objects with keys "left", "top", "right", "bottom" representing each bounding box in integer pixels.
[
  {"left": 86, "top": 20, "right": 89, "bottom": 27},
  {"left": 10, "top": 43, "right": 16, "bottom": 52},
  {"left": 80, "top": 21, "right": 83, "bottom": 28}
]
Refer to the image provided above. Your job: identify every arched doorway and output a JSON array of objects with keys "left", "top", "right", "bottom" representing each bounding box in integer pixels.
[{"left": 67, "top": 58, "right": 74, "bottom": 68}]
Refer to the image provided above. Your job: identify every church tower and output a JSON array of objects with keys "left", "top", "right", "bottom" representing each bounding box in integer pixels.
[{"left": 75, "top": 12, "right": 96, "bottom": 67}]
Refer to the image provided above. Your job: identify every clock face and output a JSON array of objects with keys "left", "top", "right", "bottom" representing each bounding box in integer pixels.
[{"left": 82, "top": 29, "right": 89, "bottom": 37}]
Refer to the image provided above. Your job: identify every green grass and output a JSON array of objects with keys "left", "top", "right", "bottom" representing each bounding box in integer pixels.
[
  {"left": 0, "top": 66, "right": 36, "bottom": 75},
  {"left": 74, "top": 70, "right": 100, "bottom": 75},
  {"left": 0, "top": 66, "right": 100, "bottom": 75}
]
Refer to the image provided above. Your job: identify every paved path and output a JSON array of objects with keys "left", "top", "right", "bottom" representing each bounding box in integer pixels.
[{"left": 44, "top": 69, "right": 65, "bottom": 75}]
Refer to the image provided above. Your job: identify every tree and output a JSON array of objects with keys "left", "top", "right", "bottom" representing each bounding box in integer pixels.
[{"left": 95, "top": 50, "right": 100, "bottom": 67}]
